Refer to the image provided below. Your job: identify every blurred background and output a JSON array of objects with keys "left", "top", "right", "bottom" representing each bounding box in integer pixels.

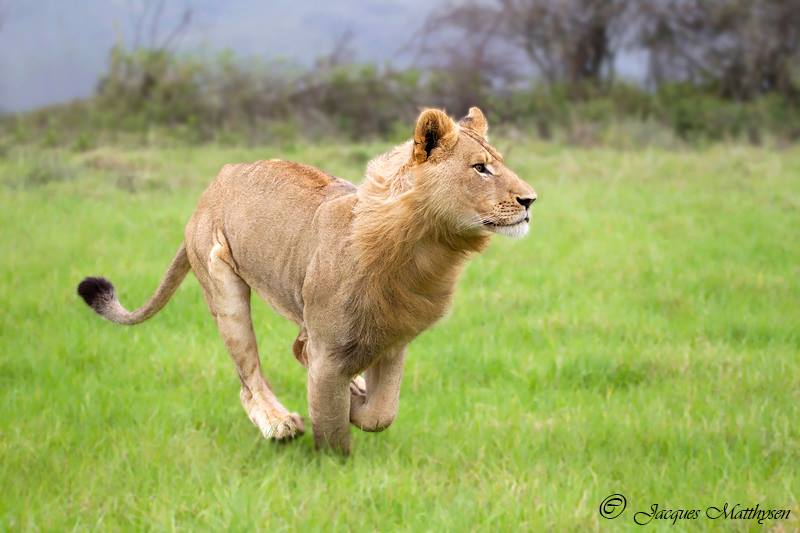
[
  {"left": 1, "top": 2, "right": 799, "bottom": 529},
  {"left": 2, "top": 0, "right": 799, "bottom": 147}
]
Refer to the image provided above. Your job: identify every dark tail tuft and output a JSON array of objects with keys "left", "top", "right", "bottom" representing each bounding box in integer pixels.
[
  {"left": 76, "top": 243, "right": 189, "bottom": 325},
  {"left": 77, "top": 276, "right": 115, "bottom": 314}
]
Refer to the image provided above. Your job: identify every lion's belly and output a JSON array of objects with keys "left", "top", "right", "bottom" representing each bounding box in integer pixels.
[{"left": 236, "top": 243, "right": 309, "bottom": 325}]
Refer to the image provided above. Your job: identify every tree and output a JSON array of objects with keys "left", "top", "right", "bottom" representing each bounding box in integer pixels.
[
  {"left": 95, "top": 1, "right": 197, "bottom": 123},
  {"left": 499, "top": 0, "right": 631, "bottom": 87},
  {"left": 636, "top": 0, "right": 800, "bottom": 98},
  {"left": 409, "top": 1, "right": 517, "bottom": 112},
  {"left": 126, "top": 0, "right": 193, "bottom": 52},
  {"left": 417, "top": 0, "right": 631, "bottom": 93}
]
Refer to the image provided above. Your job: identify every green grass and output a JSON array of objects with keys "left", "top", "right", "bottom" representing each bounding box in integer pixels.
[{"left": 1, "top": 141, "right": 798, "bottom": 530}]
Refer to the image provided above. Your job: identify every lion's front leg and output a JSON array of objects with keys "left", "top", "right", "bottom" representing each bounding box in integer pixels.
[
  {"left": 306, "top": 345, "right": 352, "bottom": 454},
  {"left": 350, "top": 348, "right": 406, "bottom": 432},
  {"left": 294, "top": 329, "right": 367, "bottom": 400}
]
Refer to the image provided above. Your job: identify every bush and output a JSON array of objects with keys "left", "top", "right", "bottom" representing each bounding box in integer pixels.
[
  {"left": 0, "top": 150, "right": 78, "bottom": 189},
  {"left": 4, "top": 46, "right": 799, "bottom": 148}
]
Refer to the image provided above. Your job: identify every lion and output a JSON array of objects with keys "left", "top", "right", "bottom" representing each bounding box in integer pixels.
[{"left": 77, "top": 107, "right": 536, "bottom": 454}]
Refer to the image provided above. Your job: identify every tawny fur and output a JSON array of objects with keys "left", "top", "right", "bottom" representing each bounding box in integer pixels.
[{"left": 77, "top": 107, "right": 536, "bottom": 454}]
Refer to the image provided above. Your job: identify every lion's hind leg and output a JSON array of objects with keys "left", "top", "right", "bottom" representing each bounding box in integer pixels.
[{"left": 202, "top": 232, "right": 303, "bottom": 440}]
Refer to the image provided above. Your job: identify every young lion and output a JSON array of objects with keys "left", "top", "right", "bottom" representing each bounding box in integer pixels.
[{"left": 77, "top": 107, "right": 536, "bottom": 454}]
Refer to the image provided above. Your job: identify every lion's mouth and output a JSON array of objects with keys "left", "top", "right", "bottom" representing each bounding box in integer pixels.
[
  {"left": 483, "top": 214, "right": 529, "bottom": 228},
  {"left": 482, "top": 215, "right": 530, "bottom": 239}
]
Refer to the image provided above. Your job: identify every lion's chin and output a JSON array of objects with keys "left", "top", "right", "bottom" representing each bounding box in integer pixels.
[{"left": 484, "top": 220, "right": 529, "bottom": 239}]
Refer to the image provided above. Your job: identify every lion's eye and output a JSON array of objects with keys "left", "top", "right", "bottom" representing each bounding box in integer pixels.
[{"left": 473, "top": 163, "right": 488, "bottom": 174}]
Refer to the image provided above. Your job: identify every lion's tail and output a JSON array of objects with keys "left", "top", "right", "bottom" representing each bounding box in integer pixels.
[{"left": 77, "top": 243, "right": 190, "bottom": 325}]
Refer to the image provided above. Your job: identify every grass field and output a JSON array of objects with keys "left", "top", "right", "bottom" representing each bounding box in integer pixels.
[{"left": 1, "top": 141, "right": 798, "bottom": 530}]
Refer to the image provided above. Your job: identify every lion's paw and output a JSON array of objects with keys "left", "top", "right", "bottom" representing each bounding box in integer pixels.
[
  {"left": 268, "top": 412, "right": 305, "bottom": 440},
  {"left": 240, "top": 389, "right": 304, "bottom": 441}
]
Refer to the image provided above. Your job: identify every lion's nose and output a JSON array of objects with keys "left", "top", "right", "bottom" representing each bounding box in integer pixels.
[{"left": 516, "top": 195, "right": 536, "bottom": 209}]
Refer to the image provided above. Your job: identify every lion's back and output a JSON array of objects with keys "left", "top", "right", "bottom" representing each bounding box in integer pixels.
[{"left": 216, "top": 159, "right": 356, "bottom": 202}]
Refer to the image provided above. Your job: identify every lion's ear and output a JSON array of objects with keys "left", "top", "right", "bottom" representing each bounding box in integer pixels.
[
  {"left": 413, "top": 109, "right": 458, "bottom": 164},
  {"left": 458, "top": 106, "right": 488, "bottom": 138}
]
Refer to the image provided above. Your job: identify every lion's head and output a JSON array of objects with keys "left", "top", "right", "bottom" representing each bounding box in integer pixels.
[{"left": 363, "top": 107, "right": 536, "bottom": 240}]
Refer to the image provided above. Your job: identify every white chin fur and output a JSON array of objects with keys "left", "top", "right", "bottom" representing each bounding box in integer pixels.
[{"left": 486, "top": 221, "right": 529, "bottom": 239}]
